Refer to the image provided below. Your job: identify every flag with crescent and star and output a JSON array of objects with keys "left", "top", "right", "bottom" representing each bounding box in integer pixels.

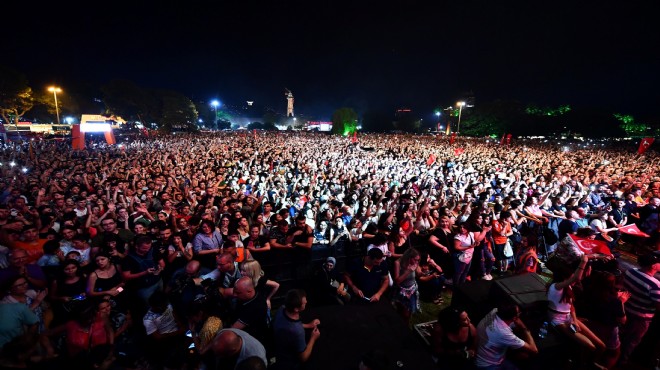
[{"left": 568, "top": 235, "right": 612, "bottom": 256}]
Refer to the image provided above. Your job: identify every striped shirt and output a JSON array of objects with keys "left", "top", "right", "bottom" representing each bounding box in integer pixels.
[{"left": 623, "top": 268, "right": 660, "bottom": 320}]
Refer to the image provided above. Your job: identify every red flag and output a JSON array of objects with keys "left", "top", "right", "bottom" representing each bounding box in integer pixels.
[
  {"left": 638, "top": 137, "right": 655, "bottom": 154},
  {"left": 499, "top": 134, "right": 506, "bottom": 145},
  {"left": 454, "top": 148, "right": 464, "bottom": 156},
  {"left": 450, "top": 132, "right": 456, "bottom": 145},
  {"left": 427, "top": 153, "right": 437, "bottom": 166},
  {"left": 568, "top": 235, "right": 612, "bottom": 256},
  {"left": 505, "top": 134, "right": 512, "bottom": 146},
  {"left": 71, "top": 124, "right": 86, "bottom": 150},
  {"left": 141, "top": 128, "right": 149, "bottom": 137},
  {"left": 618, "top": 224, "right": 650, "bottom": 237},
  {"left": 104, "top": 131, "right": 116, "bottom": 145},
  {"left": 253, "top": 129, "right": 257, "bottom": 140},
  {"left": 351, "top": 131, "right": 358, "bottom": 144},
  {"left": 269, "top": 161, "right": 274, "bottom": 173}
]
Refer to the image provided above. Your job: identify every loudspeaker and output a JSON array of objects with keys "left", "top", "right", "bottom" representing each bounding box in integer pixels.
[
  {"left": 450, "top": 279, "right": 494, "bottom": 323},
  {"left": 488, "top": 273, "right": 548, "bottom": 311}
]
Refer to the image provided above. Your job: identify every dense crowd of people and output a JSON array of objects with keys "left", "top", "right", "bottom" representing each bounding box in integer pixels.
[{"left": 0, "top": 131, "right": 658, "bottom": 370}]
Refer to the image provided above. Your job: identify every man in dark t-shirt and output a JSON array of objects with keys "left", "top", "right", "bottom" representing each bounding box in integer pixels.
[
  {"left": 231, "top": 277, "right": 270, "bottom": 345},
  {"left": 343, "top": 247, "right": 389, "bottom": 303}
]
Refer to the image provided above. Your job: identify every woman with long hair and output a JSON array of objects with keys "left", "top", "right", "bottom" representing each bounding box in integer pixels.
[
  {"left": 452, "top": 222, "right": 490, "bottom": 285},
  {"left": 428, "top": 215, "right": 455, "bottom": 280},
  {"left": 50, "top": 259, "right": 88, "bottom": 326},
  {"left": 87, "top": 253, "right": 124, "bottom": 299},
  {"left": 192, "top": 219, "right": 223, "bottom": 270},
  {"left": 547, "top": 254, "right": 606, "bottom": 368},
  {"left": 431, "top": 306, "right": 478, "bottom": 370},
  {"left": 239, "top": 259, "right": 280, "bottom": 311},
  {"left": 580, "top": 271, "right": 629, "bottom": 369},
  {"left": 392, "top": 248, "right": 421, "bottom": 325}
]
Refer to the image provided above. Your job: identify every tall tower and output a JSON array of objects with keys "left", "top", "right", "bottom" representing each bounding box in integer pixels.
[{"left": 284, "top": 88, "right": 294, "bottom": 117}]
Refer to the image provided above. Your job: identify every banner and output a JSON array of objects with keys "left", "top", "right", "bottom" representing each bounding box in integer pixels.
[
  {"left": 568, "top": 234, "right": 612, "bottom": 256},
  {"left": 450, "top": 132, "right": 456, "bottom": 145},
  {"left": 71, "top": 124, "right": 85, "bottom": 150},
  {"left": 104, "top": 131, "right": 116, "bottom": 145},
  {"left": 505, "top": 134, "right": 512, "bottom": 146},
  {"left": 29, "top": 141, "right": 35, "bottom": 162},
  {"left": 618, "top": 224, "right": 650, "bottom": 237},
  {"left": 638, "top": 137, "right": 655, "bottom": 154}
]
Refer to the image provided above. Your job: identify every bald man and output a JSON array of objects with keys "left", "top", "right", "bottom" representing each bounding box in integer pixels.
[
  {"left": 212, "top": 328, "right": 267, "bottom": 370},
  {"left": 231, "top": 277, "right": 270, "bottom": 344}
]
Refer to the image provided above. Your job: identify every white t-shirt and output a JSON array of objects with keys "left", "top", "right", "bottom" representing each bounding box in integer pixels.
[
  {"left": 454, "top": 233, "right": 474, "bottom": 262},
  {"left": 475, "top": 308, "right": 526, "bottom": 367},
  {"left": 547, "top": 283, "right": 572, "bottom": 325},
  {"left": 143, "top": 304, "right": 179, "bottom": 336}
]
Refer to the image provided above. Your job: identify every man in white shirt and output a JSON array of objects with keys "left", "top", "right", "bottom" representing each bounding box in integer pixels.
[{"left": 475, "top": 303, "right": 538, "bottom": 370}]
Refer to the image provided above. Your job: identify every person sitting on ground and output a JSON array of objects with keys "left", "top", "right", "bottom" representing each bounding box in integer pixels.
[
  {"left": 546, "top": 254, "right": 606, "bottom": 369},
  {"left": 416, "top": 251, "right": 446, "bottom": 304},
  {"left": 474, "top": 302, "right": 538, "bottom": 370},
  {"left": 431, "top": 306, "right": 478, "bottom": 370}
]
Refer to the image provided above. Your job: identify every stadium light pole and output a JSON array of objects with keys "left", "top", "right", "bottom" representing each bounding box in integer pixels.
[
  {"left": 48, "top": 86, "right": 62, "bottom": 124},
  {"left": 210, "top": 100, "right": 219, "bottom": 127},
  {"left": 456, "top": 101, "right": 466, "bottom": 134}
]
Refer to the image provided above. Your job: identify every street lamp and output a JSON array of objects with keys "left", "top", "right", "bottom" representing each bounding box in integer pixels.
[
  {"left": 210, "top": 100, "right": 219, "bottom": 126},
  {"left": 48, "top": 86, "right": 62, "bottom": 124},
  {"left": 456, "top": 101, "right": 466, "bottom": 134}
]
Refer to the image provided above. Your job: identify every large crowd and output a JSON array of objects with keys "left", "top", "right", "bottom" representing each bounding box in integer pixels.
[{"left": 0, "top": 131, "right": 658, "bottom": 370}]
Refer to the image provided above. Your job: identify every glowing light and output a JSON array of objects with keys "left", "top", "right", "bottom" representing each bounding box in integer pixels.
[
  {"left": 65, "top": 116, "right": 74, "bottom": 124},
  {"left": 9, "top": 161, "right": 16, "bottom": 167},
  {"left": 22, "top": 167, "right": 28, "bottom": 173},
  {"left": 80, "top": 123, "right": 111, "bottom": 132}
]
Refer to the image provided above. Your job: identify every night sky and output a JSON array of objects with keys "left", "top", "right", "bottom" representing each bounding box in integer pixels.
[{"left": 5, "top": 1, "right": 659, "bottom": 121}]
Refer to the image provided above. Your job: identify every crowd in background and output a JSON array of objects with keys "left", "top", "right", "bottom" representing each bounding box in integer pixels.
[{"left": 0, "top": 131, "right": 658, "bottom": 370}]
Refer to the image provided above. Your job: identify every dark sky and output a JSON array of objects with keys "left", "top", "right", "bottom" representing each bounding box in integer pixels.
[{"left": 5, "top": 1, "right": 659, "bottom": 121}]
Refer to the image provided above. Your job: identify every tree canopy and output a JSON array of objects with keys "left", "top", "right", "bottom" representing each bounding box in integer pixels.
[{"left": 331, "top": 107, "right": 358, "bottom": 135}]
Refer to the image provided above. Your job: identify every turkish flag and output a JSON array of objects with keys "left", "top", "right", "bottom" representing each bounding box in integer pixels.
[
  {"left": 71, "top": 124, "right": 86, "bottom": 150},
  {"left": 568, "top": 235, "right": 612, "bottom": 256},
  {"left": 618, "top": 224, "right": 650, "bottom": 237},
  {"left": 638, "top": 138, "right": 655, "bottom": 154},
  {"left": 499, "top": 134, "right": 506, "bottom": 145},
  {"left": 454, "top": 148, "right": 465, "bottom": 156},
  {"left": 427, "top": 153, "right": 437, "bottom": 166},
  {"left": 351, "top": 131, "right": 358, "bottom": 144},
  {"left": 506, "top": 134, "right": 512, "bottom": 146},
  {"left": 450, "top": 132, "right": 457, "bottom": 145}
]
